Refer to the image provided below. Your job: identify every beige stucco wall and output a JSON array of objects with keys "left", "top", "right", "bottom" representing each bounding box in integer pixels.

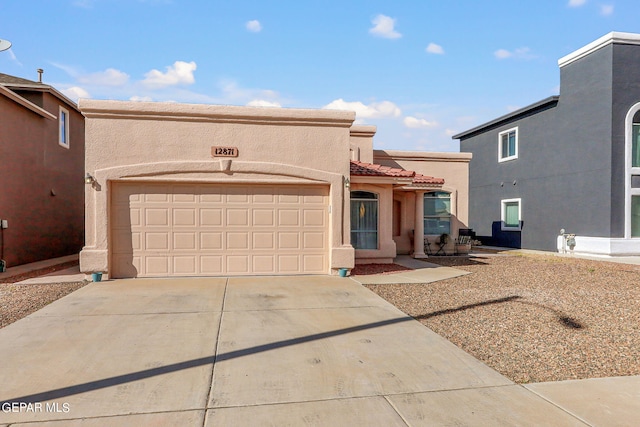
[
  {"left": 80, "top": 100, "right": 356, "bottom": 275},
  {"left": 373, "top": 150, "right": 472, "bottom": 255},
  {"left": 349, "top": 125, "right": 376, "bottom": 163}
]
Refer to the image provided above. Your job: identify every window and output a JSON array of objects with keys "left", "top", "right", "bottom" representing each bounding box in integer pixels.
[
  {"left": 626, "top": 107, "right": 640, "bottom": 238},
  {"left": 633, "top": 123, "right": 640, "bottom": 168},
  {"left": 424, "top": 191, "right": 451, "bottom": 235},
  {"left": 501, "top": 198, "right": 521, "bottom": 231},
  {"left": 59, "top": 106, "right": 69, "bottom": 148},
  {"left": 498, "top": 127, "right": 518, "bottom": 162},
  {"left": 351, "top": 191, "right": 378, "bottom": 249},
  {"left": 632, "top": 196, "right": 640, "bottom": 238}
]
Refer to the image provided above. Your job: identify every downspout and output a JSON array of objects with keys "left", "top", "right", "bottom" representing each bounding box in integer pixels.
[{"left": 0, "top": 225, "right": 5, "bottom": 272}]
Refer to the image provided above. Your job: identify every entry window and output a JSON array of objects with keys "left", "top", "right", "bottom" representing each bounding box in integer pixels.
[
  {"left": 498, "top": 127, "right": 518, "bottom": 162},
  {"left": 59, "top": 106, "right": 69, "bottom": 148},
  {"left": 424, "top": 192, "right": 451, "bottom": 235},
  {"left": 501, "top": 198, "right": 522, "bottom": 231},
  {"left": 633, "top": 123, "right": 640, "bottom": 168},
  {"left": 351, "top": 191, "right": 378, "bottom": 249},
  {"left": 632, "top": 196, "right": 640, "bottom": 237}
]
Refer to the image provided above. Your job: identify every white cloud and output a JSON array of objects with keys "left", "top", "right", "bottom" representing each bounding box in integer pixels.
[
  {"left": 600, "top": 4, "right": 614, "bottom": 15},
  {"left": 130, "top": 95, "right": 154, "bottom": 102},
  {"left": 78, "top": 68, "right": 129, "bottom": 86},
  {"left": 494, "top": 49, "right": 512, "bottom": 59},
  {"left": 568, "top": 0, "right": 586, "bottom": 6},
  {"left": 403, "top": 116, "right": 438, "bottom": 129},
  {"left": 142, "top": 61, "right": 196, "bottom": 88},
  {"left": 247, "top": 99, "right": 281, "bottom": 107},
  {"left": 246, "top": 20, "right": 262, "bottom": 32},
  {"left": 425, "top": 43, "right": 444, "bottom": 54},
  {"left": 444, "top": 129, "right": 458, "bottom": 137},
  {"left": 49, "top": 62, "right": 80, "bottom": 78},
  {"left": 323, "top": 99, "right": 401, "bottom": 121},
  {"left": 494, "top": 47, "right": 535, "bottom": 60},
  {"left": 61, "top": 86, "right": 90, "bottom": 101},
  {"left": 219, "top": 80, "right": 283, "bottom": 106},
  {"left": 369, "top": 14, "right": 402, "bottom": 39}
]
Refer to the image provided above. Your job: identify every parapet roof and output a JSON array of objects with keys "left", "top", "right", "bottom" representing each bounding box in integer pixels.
[{"left": 558, "top": 31, "right": 640, "bottom": 68}]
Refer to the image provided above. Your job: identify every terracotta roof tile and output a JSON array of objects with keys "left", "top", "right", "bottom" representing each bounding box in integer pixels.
[
  {"left": 350, "top": 160, "right": 414, "bottom": 178},
  {"left": 413, "top": 173, "right": 445, "bottom": 185},
  {"left": 350, "top": 160, "right": 444, "bottom": 186}
]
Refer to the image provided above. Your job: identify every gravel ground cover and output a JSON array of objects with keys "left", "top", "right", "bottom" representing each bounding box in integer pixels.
[
  {"left": 365, "top": 253, "right": 640, "bottom": 383},
  {"left": 0, "top": 261, "right": 87, "bottom": 328}
]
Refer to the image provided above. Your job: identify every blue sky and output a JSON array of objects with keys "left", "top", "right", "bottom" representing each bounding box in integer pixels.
[{"left": 1, "top": 0, "right": 637, "bottom": 152}]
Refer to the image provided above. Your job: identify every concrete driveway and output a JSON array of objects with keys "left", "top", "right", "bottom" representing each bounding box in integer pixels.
[{"left": 0, "top": 276, "right": 628, "bottom": 426}]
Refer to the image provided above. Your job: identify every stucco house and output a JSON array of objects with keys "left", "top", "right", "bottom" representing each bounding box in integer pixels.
[
  {"left": 80, "top": 99, "right": 470, "bottom": 278},
  {"left": 453, "top": 32, "right": 640, "bottom": 257},
  {"left": 0, "top": 72, "right": 85, "bottom": 268}
]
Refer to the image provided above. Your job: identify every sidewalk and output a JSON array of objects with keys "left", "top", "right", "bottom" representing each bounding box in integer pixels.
[{"left": 474, "top": 245, "right": 640, "bottom": 266}]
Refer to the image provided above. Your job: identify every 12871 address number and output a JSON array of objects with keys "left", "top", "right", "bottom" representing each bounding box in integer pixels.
[{"left": 211, "top": 146, "right": 239, "bottom": 157}]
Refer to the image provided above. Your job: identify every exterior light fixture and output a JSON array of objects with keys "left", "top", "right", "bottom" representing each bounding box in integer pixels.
[
  {"left": 84, "top": 173, "right": 95, "bottom": 184},
  {"left": 343, "top": 176, "right": 350, "bottom": 188}
]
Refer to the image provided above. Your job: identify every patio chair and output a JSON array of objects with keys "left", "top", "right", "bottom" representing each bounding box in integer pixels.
[{"left": 435, "top": 233, "right": 449, "bottom": 255}]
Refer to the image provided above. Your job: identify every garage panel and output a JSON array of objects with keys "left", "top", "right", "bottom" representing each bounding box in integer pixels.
[{"left": 111, "top": 183, "right": 328, "bottom": 278}]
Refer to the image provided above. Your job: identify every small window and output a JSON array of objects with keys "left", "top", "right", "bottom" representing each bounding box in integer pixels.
[
  {"left": 632, "top": 123, "right": 640, "bottom": 168},
  {"left": 351, "top": 191, "right": 378, "bottom": 249},
  {"left": 632, "top": 196, "right": 640, "bottom": 237},
  {"left": 59, "top": 106, "right": 70, "bottom": 148},
  {"left": 501, "top": 198, "right": 521, "bottom": 231},
  {"left": 498, "top": 127, "right": 518, "bottom": 162},
  {"left": 424, "top": 191, "right": 451, "bottom": 235}
]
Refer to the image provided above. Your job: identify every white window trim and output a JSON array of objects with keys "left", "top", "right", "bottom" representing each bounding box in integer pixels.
[
  {"left": 498, "top": 127, "right": 518, "bottom": 162},
  {"left": 501, "top": 198, "right": 522, "bottom": 231},
  {"left": 59, "top": 106, "right": 70, "bottom": 149}
]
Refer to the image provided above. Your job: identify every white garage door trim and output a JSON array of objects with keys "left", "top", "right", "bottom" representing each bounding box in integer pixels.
[{"left": 111, "top": 182, "right": 329, "bottom": 278}]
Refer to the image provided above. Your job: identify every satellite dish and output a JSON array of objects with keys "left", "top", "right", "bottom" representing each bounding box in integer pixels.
[{"left": 0, "top": 39, "right": 12, "bottom": 52}]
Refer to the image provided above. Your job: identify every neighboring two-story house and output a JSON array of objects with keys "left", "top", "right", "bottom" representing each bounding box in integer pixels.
[
  {"left": 454, "top": 32, "right": 640, "bottom": 257},
  {"left": 0, "top": 72, "right": 85, "bottom": 267}
]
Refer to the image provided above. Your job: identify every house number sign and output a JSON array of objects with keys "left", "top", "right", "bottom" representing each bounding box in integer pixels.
[{"left": 211, "top": 146, "right": 239, "bottom": 157}]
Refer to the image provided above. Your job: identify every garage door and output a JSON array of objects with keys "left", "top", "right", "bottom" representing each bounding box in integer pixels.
[{"left": 111, "top": 183, "right": 329, "bottom": 278}]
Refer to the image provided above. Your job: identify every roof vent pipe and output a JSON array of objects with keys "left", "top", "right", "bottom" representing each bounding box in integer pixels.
[{"left": 37, "top": 68, "right": 43, "bottom": 83}]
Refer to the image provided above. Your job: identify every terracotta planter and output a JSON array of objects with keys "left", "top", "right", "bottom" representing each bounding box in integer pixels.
[{"left": 455, "top": 244, "right": 471, "bottom": 255}]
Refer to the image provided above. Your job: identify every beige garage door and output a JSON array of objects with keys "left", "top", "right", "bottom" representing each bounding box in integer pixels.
[{"left": 111, "top": 183, "right": 329, "bottom": 278}]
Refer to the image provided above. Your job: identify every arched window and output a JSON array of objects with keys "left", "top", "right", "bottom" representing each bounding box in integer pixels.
[
  {"left": 424, "top": 191, "right": 451, "bottom": 235},
  {"left": 351, "top": 191, "right": 378, "bottom": 249},
  {"left": 633, "top": 111, "right": 640, "bottom": 168},
  {"left": 627, "top": 107, "right": 640, "bottom": 238}
]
